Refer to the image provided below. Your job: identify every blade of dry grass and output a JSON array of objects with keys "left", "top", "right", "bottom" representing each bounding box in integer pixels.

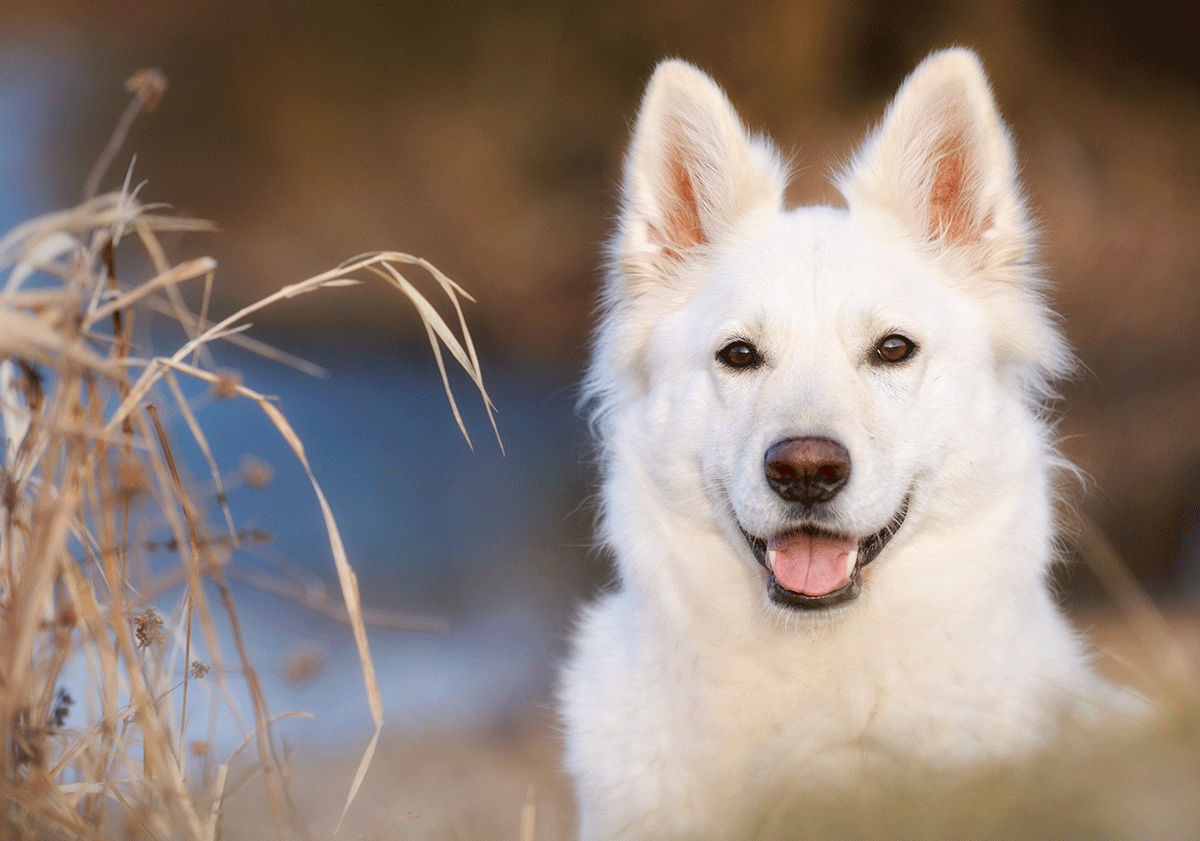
[
  {"left": 86, "top": 256, "right": 217, "bottom": 325},
  {"left": 224, "top": 565, "right": 450, "bottom": 633},
  {"left": 3, "top": 68, "right": 497, "bottom": 841},
  {"left": 1072, "top": 510, "right": 1198, "bottom": 694},
  {"left": 337, "top": 728, "right": 382, "bottom": 836},
  {"left": 162, "top": 371, "right": 237, "bottom": 541},
  {"left": 153, "top": 356, "right": 384, "bottom": 724},
  {"left": 204, "top": 762, "right": 229, "bottom": 841}
]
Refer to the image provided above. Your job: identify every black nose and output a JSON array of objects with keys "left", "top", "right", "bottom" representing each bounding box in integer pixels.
[{"left": 764, "top": 437, "right": 851, "bottom": 505}]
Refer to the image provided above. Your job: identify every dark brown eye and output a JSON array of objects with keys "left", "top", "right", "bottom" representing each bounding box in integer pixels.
[
  {"left": 874, "top": 334, "right": 916, "bottom": 364},
  {"left": 717, "top": 340, "right": 761, "bottom": 369}
]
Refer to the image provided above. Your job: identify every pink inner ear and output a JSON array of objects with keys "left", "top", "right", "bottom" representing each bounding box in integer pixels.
[
  {"left": 928, "top": 137, "right": 978, "bottom": 245},
  {"left": 650, "top": 150, "right": 707, "bottom": 259}
]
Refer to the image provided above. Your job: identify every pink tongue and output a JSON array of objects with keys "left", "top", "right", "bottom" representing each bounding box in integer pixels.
[{"left": 768, "top": 533, "right": 858, "bottom": 596}]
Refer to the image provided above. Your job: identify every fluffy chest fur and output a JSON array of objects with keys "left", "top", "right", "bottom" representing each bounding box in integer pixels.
[{"left": 563, "top": 462, "right": 1095, "bottom": 840}]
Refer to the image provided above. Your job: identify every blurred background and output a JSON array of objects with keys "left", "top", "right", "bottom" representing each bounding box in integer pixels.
[{"left": 2, "top": 0, "right": 1198, "bottom": 835}]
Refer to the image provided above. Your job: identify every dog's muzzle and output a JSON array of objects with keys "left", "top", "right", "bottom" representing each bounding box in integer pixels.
[{"left": 741, "top": 496, "right": 910, "bottom": 610}]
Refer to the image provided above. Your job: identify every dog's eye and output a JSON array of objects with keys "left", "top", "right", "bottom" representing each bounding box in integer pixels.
[
  {"left": 717, "top": 340, "right": 761, "bottom": 370},
  {"left": 874, "top": 334, "right": 917, "bottom": 364}
]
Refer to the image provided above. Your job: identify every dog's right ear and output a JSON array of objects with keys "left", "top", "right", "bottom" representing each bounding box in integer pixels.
[{"left": 614, "top": 61, "right": 786, "bottom": 291}]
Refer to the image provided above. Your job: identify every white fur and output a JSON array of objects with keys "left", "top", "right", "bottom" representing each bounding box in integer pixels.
[{"left": 562, "top": 50, "right": 1123, "bottom": 841}]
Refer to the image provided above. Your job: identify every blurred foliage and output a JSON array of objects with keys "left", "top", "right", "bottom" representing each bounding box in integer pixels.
[{"left": 3, "top": 0, "right": 1198, "bottom": 586}]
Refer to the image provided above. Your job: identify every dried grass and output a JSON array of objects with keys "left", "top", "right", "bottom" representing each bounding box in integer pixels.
[{"left": 0, "top": 73, "right": 495, "bottom": 840}]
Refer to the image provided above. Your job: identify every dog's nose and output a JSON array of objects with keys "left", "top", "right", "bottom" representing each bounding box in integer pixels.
[{"left": 764, "top": 437, "right": 851, "bottom": 505}]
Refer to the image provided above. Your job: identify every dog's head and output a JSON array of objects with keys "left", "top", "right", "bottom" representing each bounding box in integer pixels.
[{"left": 587, "top": 51, "right": 1070, "bottom": 613}]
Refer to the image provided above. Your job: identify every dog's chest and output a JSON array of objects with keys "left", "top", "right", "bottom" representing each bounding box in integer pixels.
[{"left": 659, "top": 630, "right": 1003, "bottom": 788}]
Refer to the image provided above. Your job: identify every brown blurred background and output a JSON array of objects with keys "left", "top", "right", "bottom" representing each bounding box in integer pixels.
[
  {"left": 3, "top": 2, "right": 1199, "bottom": 626},
  {"left": 3, "top": 1, "right": 1197, "bottom": 834}
]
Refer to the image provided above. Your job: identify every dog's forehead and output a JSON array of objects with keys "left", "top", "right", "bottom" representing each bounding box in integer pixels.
[{"left": 711, "top": 206, "right": 939, "bottom": 308}]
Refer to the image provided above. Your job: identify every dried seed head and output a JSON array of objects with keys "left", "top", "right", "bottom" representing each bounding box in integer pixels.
[
  {"left": 125, "top": 68, "right": 167, "bottom": 111},
  {"left": 282, "top": 643, "right": 326, "bottom": 686},
  {"left": 50, "top": 688, "right": 74, "bottom": 729},
  {"left": 133, "top": 607, "right": 164, "bottom": 648},
  {"left": 243, "top": 528, "right": 272, "bottom": 545},
  {"left": 188, "top": 661, "right": 210, "bottom": 679},
  {"left": 190, "top": 740, "right": 211, "bottom": 758},
  {"left": 115, "top": 457, "right": 150, "bottom": 500},
  {"left": 241, "top": 456, "right": 274, "bottom": 489}
]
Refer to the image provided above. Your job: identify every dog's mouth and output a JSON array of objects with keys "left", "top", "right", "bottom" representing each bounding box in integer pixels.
[{"left": 742, "top": 497, "right": 909, "bottom": 610}]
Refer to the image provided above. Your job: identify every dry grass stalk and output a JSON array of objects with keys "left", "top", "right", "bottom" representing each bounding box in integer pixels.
[{"left": 1, "top": 95, "right": 494, "bottom": 841}]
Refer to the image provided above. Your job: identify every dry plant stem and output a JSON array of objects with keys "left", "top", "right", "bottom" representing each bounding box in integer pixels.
[
  {"left": 146, "top": 402, "right": 288, "bottom": 836},
  {"left": 126, "top": 553, "right": 450, "bottom": 634},
  {"left": 130, "top": 218, "right": 326, "bottom": 377},
  {"left": 131, "top": 408, "right": 254, "bottom": 753},
  {"left": 212, "top": 578, "right": 307, "bottom": 840},
  {"left": 103, "top": 250, "right": 498, "bottom": 736},
  {"left": 1074, "top": 511, "right": 1196, "bottom": 694},
  {"left": 4, "top": 97, "right": 496, "bottom": 836},
  {"left": 81, "top": 69, "right": 166, "bottom": 203},
  {"left": 143, "top": 406, "right": 197, "bottom": 767},
  {"left": 3, "top": 375, "right": 76, "bottom": 728},
  {"left": 77, "top": 378, "right": 120, "bottom": 819},
  {"left": 204, "top": 762, "right": 228, "bottom": 841},
  {"left": 163, "top": 371, "right": 237, "bottom": 541},
  {"left": 225, "top": 565, "right": 450, "bottom": 633},
  {"left": 520, "top": 785, "right": 537, "bottom": 841}
]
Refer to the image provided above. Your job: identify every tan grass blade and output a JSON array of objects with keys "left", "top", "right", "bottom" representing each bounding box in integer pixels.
[
  {"left": 162, "top": 370, "right": 238, "bottom": 541},
  {"left": 155, "top": 357, "right": 384, "bottom": 722},
  {"left": 520, "top": 785, "right": 538, "bottom": 841},
  {"left": 204, "top": 762, "right": 229, "bottom": 841},
  {"left": 3, "top": 133, "right": 495, "bottom": 837},
  {"left": 1072, "top": 510, "right": 1196, "bottom": 692},
  {"left": 86, "top": 256, "right": 217, "bottom": 325},
  {"left": 335, "top": 727, "right": 381, "bottom": 836}
]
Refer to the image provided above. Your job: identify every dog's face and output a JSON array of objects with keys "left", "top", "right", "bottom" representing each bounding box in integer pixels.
[
  {"left": 589, "top": 52, "right": 1070, "bottom": 613},
  {"left": 686, "top": 212, "right": 978, "bottom": 608}
]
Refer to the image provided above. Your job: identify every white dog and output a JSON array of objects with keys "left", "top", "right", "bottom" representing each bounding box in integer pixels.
[{"left": 560, "top": 49, "right": 1125, "bottom": 839}]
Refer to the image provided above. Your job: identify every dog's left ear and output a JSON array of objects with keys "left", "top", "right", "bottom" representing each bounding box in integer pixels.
[
  {"left": 840, "top": 49, "right": 1071, "bottom": 394},
  {"left": 838, "top": 49, "right": 1029, "bottom": 275}
]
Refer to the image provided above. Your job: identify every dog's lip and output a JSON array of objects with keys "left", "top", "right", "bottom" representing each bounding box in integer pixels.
[{"left": 740, "top": 496, "right": 910, "bottom": 610}]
